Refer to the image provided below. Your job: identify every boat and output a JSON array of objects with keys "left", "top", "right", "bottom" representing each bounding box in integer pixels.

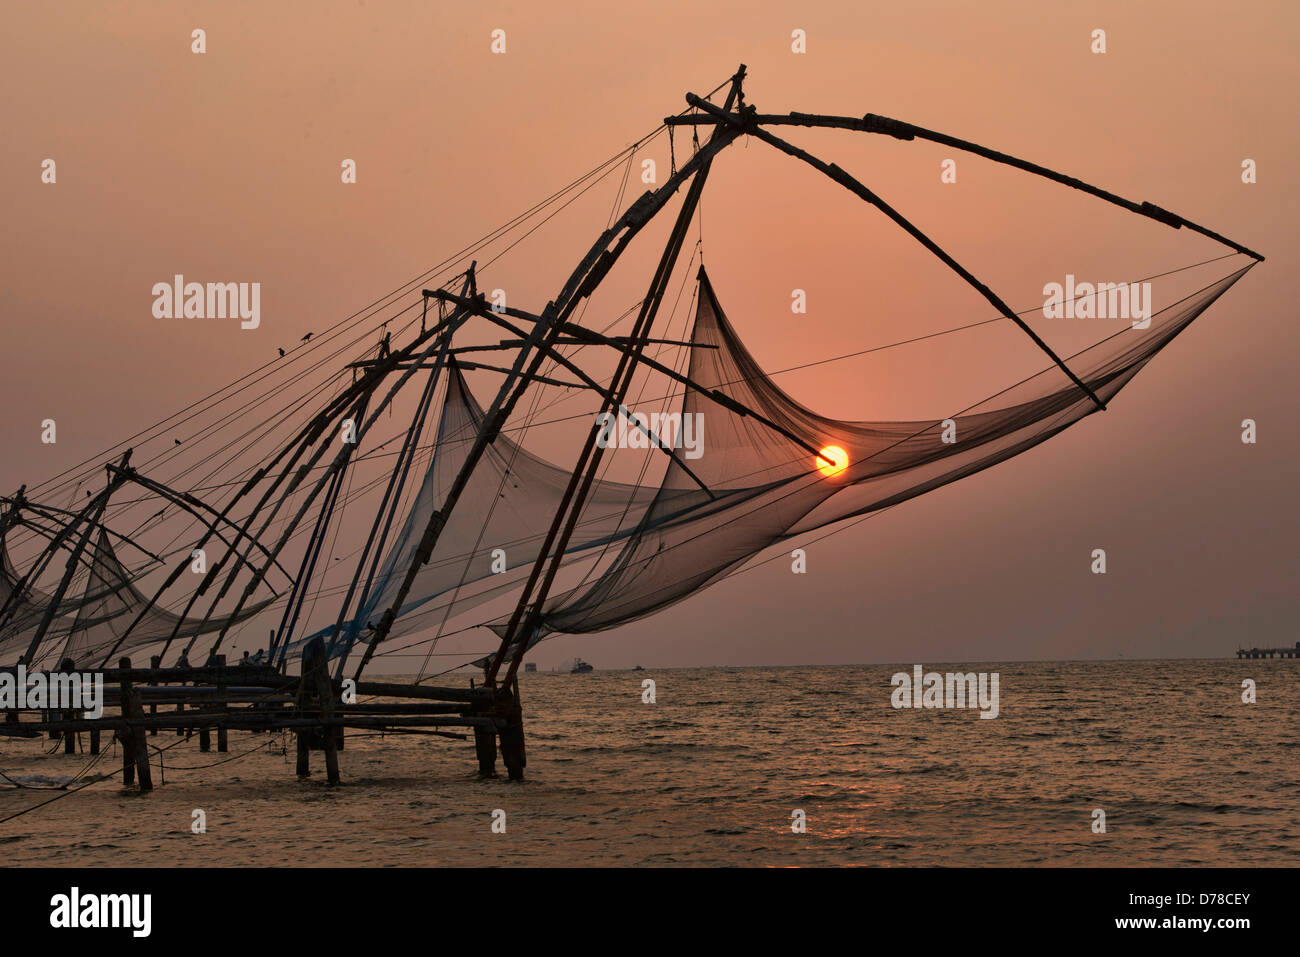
[{"left": 570, "top": 658, "right": 594, "bottom": 674}]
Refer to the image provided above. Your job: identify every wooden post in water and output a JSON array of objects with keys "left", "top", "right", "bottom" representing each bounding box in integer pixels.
[
  {"left": 294, "top": 652, "right": 311, "bottom": 778},
  {"left": 307, "top": 639, "right": 339, "bottom": 785},
  {"left": 176, "top": 654, "right": 185, "bottom": 736},
  {"left": 149, "top": 655, "right": 161, "bottom": 735},
  {"left": 199, "top": 654, "right": 214, "bottom": 753},
  {"left": 118, "top": 656, "right": 135, "bottom": 786},
  {"left": 498, "top": 679, "right": 526, "bottom": 782},
  {"left": 213, "top": 653, "right": 228, "bottom": 753},
  {"left": 470, "top": 686, "right": 497, "bottom": 776},
  {"left": 59, "top": 657, "right": 77, "bottom": 754},
  {"left": 129, "top": 687, "right": 152, "bottom": 791}
]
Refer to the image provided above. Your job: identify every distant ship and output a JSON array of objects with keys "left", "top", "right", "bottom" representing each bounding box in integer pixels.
[
  {"left": 524, "top": 662, "right": 537, "bottom": 673},
  {"left": 570, "top": 657, "right": 594, "bottom": 674}
]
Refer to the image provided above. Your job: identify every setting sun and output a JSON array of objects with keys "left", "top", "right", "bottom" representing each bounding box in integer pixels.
[{"left": 816, "top": 445, "right": 849, "bottom": 478}]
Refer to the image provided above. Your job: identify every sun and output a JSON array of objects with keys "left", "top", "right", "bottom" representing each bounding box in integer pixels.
[{"left": 816, "top": 445, "right": 849, "bottom": 478}]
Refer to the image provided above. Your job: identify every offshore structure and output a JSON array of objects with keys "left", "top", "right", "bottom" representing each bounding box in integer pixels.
[{"left": 0, "top": 67, "right": 1262, "bottom": 786}]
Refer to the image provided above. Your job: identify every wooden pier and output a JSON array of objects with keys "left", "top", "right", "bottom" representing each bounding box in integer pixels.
[
  {"left": 1236, "top": 643, "right": 1300, "bottom": 659},
  {"left": 0, "top": 638, "right": 527, "bottom": 790}
]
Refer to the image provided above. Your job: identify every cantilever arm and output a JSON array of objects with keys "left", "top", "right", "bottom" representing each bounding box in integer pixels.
[
  {"left": 1, "top": 499, "right": 164, "bottom": 565},
  {"left": 666, "top": 109, "right": 1264, "bottom": 263},
  {"left": 685, "top": 95, "right": 1107, "bottom": 411},
  {"left": 429, "top": 288, "right": 838, "bottom": 471},
  {"left": 428, "top": 291, "right": 720, "bottom": 498}
]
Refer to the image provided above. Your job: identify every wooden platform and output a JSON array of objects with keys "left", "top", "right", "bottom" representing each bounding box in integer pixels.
[{"left": 0, "top": 639, "right": 527, "bottom": 789}]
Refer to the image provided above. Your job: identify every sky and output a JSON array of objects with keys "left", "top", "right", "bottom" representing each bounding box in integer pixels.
[{"left": 1, "top": 0, "right": 1296, "bottom": 670}]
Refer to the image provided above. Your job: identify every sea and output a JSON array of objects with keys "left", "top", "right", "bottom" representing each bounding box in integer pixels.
[{"left": 0, "top": 659, "right": 1295, "bottom": 866}]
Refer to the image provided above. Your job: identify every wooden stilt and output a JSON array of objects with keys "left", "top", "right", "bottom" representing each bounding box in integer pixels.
[
  {"left": 470, "top": 687, "right": 496, "bottom": 776},
  {"left": 149, "top": 655, "right": 161, "bottom": 735},
  {"left": 213, "top": 653, "right": 228, "bottom": 752},
  {"left": 294, "top": 652, "right": 311, "bottom": 778},
  {"left": 474, "top": 725, "right": 497, "bottom": 776},
  {"left": 199, "top": 653, "right": 214, "bottom": 752},
  {"left": 118, "top": 657, "right": 135, "bottom": 786},
  {"left": 499, "top": 681, "right": 526, "bottom": 782},
  {"left": 59, "top": 657, "right": 77, "bottom": 753},
  {"left": 305, "top": 640, "right": 339, "bottom": 785},
  {"left": 129, "top": 688, "right": 152, "bottom": 791},
  {"left": 89, "top": 728, "right": 100, "bottom": 754}
]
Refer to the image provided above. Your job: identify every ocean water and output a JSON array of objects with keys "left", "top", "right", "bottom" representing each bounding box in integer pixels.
[{"left": 1, "top": 659, "right": 1296, "bottom": 866}]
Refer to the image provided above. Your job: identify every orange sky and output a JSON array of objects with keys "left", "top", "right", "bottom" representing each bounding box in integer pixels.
[{"left": 1, "top": 1, "right": 1296, "bottom": 668}]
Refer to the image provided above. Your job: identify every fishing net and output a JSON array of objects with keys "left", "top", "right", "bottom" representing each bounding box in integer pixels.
[{"left": 478, "top": 263, "right": 1254, "bottom": 642}]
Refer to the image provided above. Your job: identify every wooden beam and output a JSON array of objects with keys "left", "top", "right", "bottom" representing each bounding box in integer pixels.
[
  {"left": 666, "top": 108, "right": 1264, "bottom": 262},
  {"left": 490, "top": 66, "right": 750, "bottom": 688},
  {"left": 688, "top": 94, "right": 1106, "bottom": 412}
]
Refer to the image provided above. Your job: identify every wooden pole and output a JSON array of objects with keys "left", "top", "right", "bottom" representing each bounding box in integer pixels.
[
  {"left": 307, "top": 639, "right": 339, "bottom": 785},
  {"left": 19, "top": 452, "right": 130, "bottom": 665},
  {"left": 149, "top": 654, "right": 160, "bottom": 735},
  {"left": 498, "top": 679, "right": 526, "bottom": 782},
  {"left": 294, "top": 653, "right": 311, "bottom": 778},
  {"left": 129, "top": 688, "right": 152, "bottom": 791},
  {"left": 213, "top": 653, "right": 228, "bottom": 752},
  {"left": 470, "top": 687, "right": 497, "bottom": 776},
  {"left": 118, "top": 656, "right": 134, "bottom": 786},
  {"left": 59, "top": 657, "right": 76, "bottom": 754},
  {"left": 353, "top": 96, "right": 745, "bottom": 680},
  {"left": 687, "top": 94, "right": 1106, "bottom": 411},
  {"left": 490, "top": 70, "right": 747, "bottom": 690}
]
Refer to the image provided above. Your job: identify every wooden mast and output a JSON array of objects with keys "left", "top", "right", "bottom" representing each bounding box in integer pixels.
[
  {"left": 353, "top": 68, "right": 749, "bottom": 681},
  {"left": 323, "top": 272, "right": 473, "bottom": 676},
  {"left": 485, "top": 67, "right": 749, "bottom": 701}
]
